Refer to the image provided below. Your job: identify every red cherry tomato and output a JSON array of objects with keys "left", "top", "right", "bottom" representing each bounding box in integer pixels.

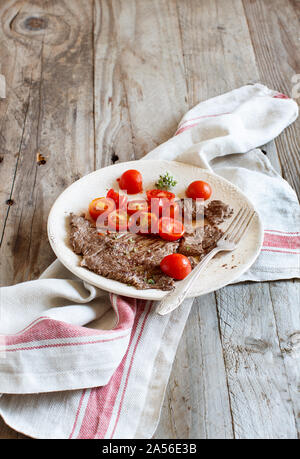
[
  {"left": 161, "top": 201, "right": 180, "bottom": 220},
  {"left": 89, "top": 197, "right": 115, "bottom": 221},
  {"left": 158, "top": 217, "right": 185, "bottom": 242},
  {"left": 146, "top": 189, "right": 175, "bottom": 202},
  {"left": 106, "top": 189, "right": 128, "bottom": 209},
  {"left": 127, "top": 199, "right": 148, "bottom": 216},
  {"left": 119, "top": 169, "right": 143, "bottom": 194},
  {"left": 128, "top": 211, "right": 158, "bottom": 235},
  {"left": 107, "top": 209, "right": 128, "bottom": 231},
  {"left": 186, "top": 180, "right": 212, "bottom": 201},
  {"left": 160, "top": 253, "right": 192, "bottom": 280},
  {"left": 147, "top": 190, "right": 175, "bottom": 217}
]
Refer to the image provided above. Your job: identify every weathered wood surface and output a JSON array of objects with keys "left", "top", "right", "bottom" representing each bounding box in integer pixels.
[{"left": 0, "top": 0, "right": 299, "bottom": 439}]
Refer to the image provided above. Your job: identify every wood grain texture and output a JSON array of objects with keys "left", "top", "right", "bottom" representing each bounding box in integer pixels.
[
  {"left": 154, "top": 294, "right": 234, "bottom": 439},
  {"left": 216, "top": 282, "right": 298, "bottom": 439},
  {"left": 243, "top": 0, "right": 300, "bottom": 197},
  {"left": 269, "top": 279, "right": 300, "bottom": 434},
  {"left": 0, "top": 0, "right": 95, "bottom": 438},
  {"left": 93, "top": 0, "right": 188, "bottom": 170},
  {"left": 156, "top": 0, "right": 300, "bottom": 439},
  {"left": 0, "top": 0, "right": 299, "bottom": 439},
  {"left": 0, "top": 0, "right": 95, "bottom": 286}
]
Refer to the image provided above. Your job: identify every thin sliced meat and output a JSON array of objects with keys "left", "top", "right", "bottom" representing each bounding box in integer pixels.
[
  {"left": 204, "top": 200, "right": 233, "bottom": 225},
  {"left": 179, "top": 224, "right": 223, "bottom": 257},
  {"left": 69, "top": 214, "right": 176, "bottom": 290}
]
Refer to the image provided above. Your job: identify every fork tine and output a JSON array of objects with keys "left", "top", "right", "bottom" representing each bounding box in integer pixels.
[
  {"left": 221, "top": 207, "right": 243, "bottom": 239},
  {"left": 227, "top": 208, "right": 251, "bottom": 241},
  {"left": 222, "top": 207, "right": 247, "bottom": 241},
  {"left": 233, "top": 210, "right": 256, "bottom": 244},
  {"left": 228, "top": 209, "right": 251, "bottom": 241}
]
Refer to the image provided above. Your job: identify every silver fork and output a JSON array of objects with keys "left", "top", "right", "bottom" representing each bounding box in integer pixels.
[{"left": 156, "top": 207, "right": 256, "bottom": 316}]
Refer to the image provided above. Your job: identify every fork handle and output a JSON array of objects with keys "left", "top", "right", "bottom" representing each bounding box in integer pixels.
[{"left": 156, "top": 247, "right": 220, "bottom": 315}]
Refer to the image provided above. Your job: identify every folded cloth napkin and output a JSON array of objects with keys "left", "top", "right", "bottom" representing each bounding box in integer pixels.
[{"left": 0, "top": 84, "right": 299, "bottom": 439}]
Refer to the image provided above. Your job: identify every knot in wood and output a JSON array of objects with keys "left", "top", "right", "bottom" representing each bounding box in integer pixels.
[{"left": 24, "top": 16, "right": 48, "bottom": 31}]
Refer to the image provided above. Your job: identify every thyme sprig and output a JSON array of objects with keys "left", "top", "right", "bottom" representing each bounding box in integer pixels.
[{"left": 155, "top": 171, "right": 177, "bottom": 191}]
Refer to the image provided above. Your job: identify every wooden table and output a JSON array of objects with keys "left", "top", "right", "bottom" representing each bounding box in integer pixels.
[{"left": 0, "top": 0, "right": 299, "bottom": 439}]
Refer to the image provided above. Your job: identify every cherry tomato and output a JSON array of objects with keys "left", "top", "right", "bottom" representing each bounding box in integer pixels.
[
  {"left": 107, "top": 209, "right": 128, "bottom": 231},
  {"left": 89, "top": 197, "right": 115, "bottom": 221},
  {"left": 146, "top": 189, "right": 175, "bottom": 202},
  {"left": 186, "top": 180, "right": 212, "bottom": 201},
  {"left": 158, "top": 217, "right": 185, "bottom": 242},
  {"left": 160, "top": 253, "right": 192, "bottom": 280},
  {"left": 147, "top": 190, "right": 175, "bottom": 218},
  {"left": 127, "top": 199, "right": 148, "bottom": 216},
  {"left": 161, "top": 201, "right": 180, "bottom": 220},
  {"left": 119, "top": 169, "right": 143, "bottom": 194},
  {"left": 128, "top": 211, "right": 158, "bottom": 235},
  {"left": 106, "top": 188, "right": 128, "bottom": 209}
]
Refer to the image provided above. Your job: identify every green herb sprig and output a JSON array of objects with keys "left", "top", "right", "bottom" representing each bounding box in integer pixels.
[{"left": 155, "top": 171, "right": 177, "bottom": 191}]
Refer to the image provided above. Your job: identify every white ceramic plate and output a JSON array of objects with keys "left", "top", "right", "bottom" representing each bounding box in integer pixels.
[{"left": 47, "top": 160, "right": 263, "bottom": 300}]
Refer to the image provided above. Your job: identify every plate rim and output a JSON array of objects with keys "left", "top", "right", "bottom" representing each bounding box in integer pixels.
[{"left": 47, "top": 159, "right": 264, "bottom": 300}]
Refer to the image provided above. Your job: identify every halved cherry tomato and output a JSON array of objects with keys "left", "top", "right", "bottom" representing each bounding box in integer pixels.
[
  {"left": 160, "top": 253, "right": 192, "bottom": 280},
  {"left": 159, "top": 217, "right": 185, "bottom": 242},
  {"left": 106, "top": 188, "right": 128, "bottom": 209},
  {"left": 161, "top": 201, "right": 180, "bottom": 220},
  {"left": 89, "top": 197, "right": 115, "bottom": 221},
  {"left": 186, "top": 180, "right": 212, "bottom": 201},
  {"left": 128, "top": 211, "right": 158, "bottom": 235},
  {"left": 119, "top": 169, "right": 143, "bottom": 194},
  {"left": 127, "top": 199, "right": 148, "bottom": 216},
  {"left": 107, "top": 209, "right": 128, "bottom": 231},
  {"left": 146, "top": 189, "right": 175, "bottom": 202},
  {"left": 147, "top": 190, "right": 175, "bottom": 218}
]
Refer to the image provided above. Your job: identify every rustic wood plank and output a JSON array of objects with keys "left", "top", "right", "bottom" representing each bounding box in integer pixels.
[
  {"left": 93, "top": 0, "right": 189, "bottom": 170},
  {"left": 216, "top": 282, "right": 298, "bottom": 439},
  {"left": 175, "top": 0, "right": 299, "bottom": 440},
  {"left": 154, "top": 294, "right": 234, "bottom": 439},
  {"left": 176, "top": 0, "right": 260, "bottom": 105},
  {"left": 269, "top": 279, "right": 300, "bottom": 436},
  {"left": 0, "top": 0, "right": 95, "bottom": 438},
  {"left": 242, "top": 0, "right": 300, "bottom": 197},
  {"left": 0, "top": 0, "right": 95, "bottom": 285}
]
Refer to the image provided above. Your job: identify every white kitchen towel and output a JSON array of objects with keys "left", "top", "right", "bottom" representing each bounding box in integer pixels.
[{"left": 0, "top": 84, "right": 299, "bottom": 439}]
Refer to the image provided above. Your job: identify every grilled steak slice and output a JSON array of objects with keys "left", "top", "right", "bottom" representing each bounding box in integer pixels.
[
  {"left": 178, "top": 198, "right": 233, "bottom": 225},
  {"left": 204, "top": 200, "right": 233, "bottom": 225},
  {"left": 178, "top": 226, "right": 204, "bottom": 256},
  {"left": 103, "top": 232, "right": 179, "bottom": 269},
  {"left": 70, "top": 204, "right": 231, "bottom": 291},
  {"left": 69, "top": 214, "right": 102, "bottom": 254},
  {"left": 179, "top": 224, "right": 223, "bottom": 257},
  {"left": 202, "top": 224, "right": 223, "bottom": 251},
  {"left": 69, "top": 214, "right": 177, "bottom": 290},
  {"left": 81, "top": 251, "right": 174, "bottom": 290}
]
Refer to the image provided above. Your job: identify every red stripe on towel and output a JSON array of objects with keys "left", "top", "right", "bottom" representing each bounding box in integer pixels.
[
  {"left": 4, "top": 295, "right": 136, "bottom": 348},
  {"left": 175, "top": 112, "right": 230, "bottom": 134},
  {"left": 75, "top": 299, "right": 145, "bottom": 439},
  {"left": 263, "top": 233, "right": 300, "bottom": 249},
  {"left": 109, "top": 302, "right": 152, "bottom": 438}
]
